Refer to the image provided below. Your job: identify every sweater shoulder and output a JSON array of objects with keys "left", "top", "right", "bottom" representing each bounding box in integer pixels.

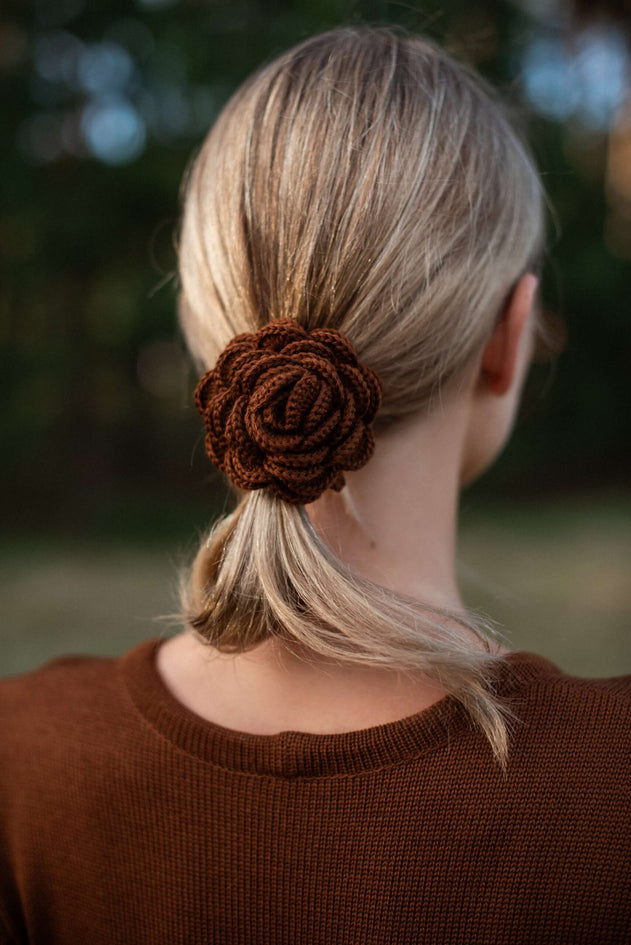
[
  {"left": 512, "top": 653, "right": 631, "bottom": 714},
  {"left": 503, "top": 654, "right": 631, "bottom": 773},
  {"left": 0, "top": 651, "right": 129, "bottom": 765},
  {"left": 0, "top": 650, "right": 122, "bottom": 712}
]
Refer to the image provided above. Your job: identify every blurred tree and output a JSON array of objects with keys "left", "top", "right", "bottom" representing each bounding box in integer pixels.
[{"left": 1, "top": 0, "right": 629, "bottom": 536}]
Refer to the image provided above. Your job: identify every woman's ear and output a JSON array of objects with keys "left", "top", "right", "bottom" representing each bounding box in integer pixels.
[{"left": 480, "top": 273, "right": 539, "bottom": 396}]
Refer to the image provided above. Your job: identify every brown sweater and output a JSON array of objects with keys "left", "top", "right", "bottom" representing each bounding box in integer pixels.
[{"left": 0, "top": 639, "right": 629, "bottom": 944}]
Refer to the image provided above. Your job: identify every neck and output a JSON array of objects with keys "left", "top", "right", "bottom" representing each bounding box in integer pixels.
[
  {"left": 307, "top": 398, "right": 467, "bottom": 615},
  {"left": 156, "top": 391, "right": 485, "bottom": 735}
]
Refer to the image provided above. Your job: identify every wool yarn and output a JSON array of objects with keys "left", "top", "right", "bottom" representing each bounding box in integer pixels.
[{"left": 194, "top": 318, "right": 382, "bottom": 504}]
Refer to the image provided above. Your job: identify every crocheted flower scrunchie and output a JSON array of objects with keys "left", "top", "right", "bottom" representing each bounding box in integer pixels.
[{"left": 194, "top": 318, "right": 382, "bottom": 504}]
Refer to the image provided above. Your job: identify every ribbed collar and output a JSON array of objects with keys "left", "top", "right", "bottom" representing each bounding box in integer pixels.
[{"left": 120, "top": 638, "right": 554, "bottom": 779}]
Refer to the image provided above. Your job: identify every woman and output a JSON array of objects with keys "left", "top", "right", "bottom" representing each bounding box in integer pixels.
[{"left": 0, "top": 27, "right": 628, "bottom": 945}]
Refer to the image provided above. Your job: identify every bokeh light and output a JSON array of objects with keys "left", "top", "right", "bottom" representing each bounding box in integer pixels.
[
  {"left": 76, "top": 41, "right": 136, "bottom": 96},
  {"left": 80, "top": 99, "right": 146, "bottom": 164},
  {"left": 522, "top": 25, "right": 629, "bottom": 130}
]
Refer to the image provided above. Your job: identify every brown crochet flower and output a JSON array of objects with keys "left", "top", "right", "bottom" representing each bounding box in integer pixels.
[{"left": 194, "top": 318, "right": 382, "bottom": 504}]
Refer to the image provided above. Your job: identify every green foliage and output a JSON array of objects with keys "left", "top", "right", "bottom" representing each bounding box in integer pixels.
[{"left": 2, "top": 0, "right": 629, "bottom": 533}]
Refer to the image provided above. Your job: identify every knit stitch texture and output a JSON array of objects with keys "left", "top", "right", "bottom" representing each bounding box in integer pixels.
[
  {"left": 194, "top": 319, "right": 382, "bottom": 504},
  {"left": 0, "top": 640, "right": 629, "bottom": 944}
]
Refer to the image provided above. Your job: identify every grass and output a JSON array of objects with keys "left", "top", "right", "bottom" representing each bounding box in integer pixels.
[
  {"left": 1, "top": 491, "right": 629, "bottom": 679},
  {"left": 458, "top": 491, "right": 630, "bottom": 676}
]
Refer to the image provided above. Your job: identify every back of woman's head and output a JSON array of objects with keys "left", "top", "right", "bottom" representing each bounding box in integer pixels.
[
  {"left": 179, "top": 26, "right": 544, "bottom": 420},
  {"left": 177, "top": 27, "right": 545, "bottom": 766}
]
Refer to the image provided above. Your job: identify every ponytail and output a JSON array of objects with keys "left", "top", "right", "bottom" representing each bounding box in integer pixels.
[{"left": 177, "top": 26, "right": 545, "bottom": 767}]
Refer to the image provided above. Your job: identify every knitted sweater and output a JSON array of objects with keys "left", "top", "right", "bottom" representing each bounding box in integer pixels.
[{"left": 0, "top": 639, "right": 629, "bottom": 944}]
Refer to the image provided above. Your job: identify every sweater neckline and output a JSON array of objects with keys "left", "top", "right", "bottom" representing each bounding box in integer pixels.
[{"left": 120, "top": 638, "right": 553, "bottom": 779}]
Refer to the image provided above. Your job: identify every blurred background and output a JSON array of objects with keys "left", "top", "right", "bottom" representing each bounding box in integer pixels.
[{"left": 1, "top": 0, "right": 629, "bottom": 678}]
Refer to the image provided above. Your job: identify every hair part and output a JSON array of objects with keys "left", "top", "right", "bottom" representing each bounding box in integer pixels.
[{"left": 177, "top": 26, "right": 545, "bottom": 767}]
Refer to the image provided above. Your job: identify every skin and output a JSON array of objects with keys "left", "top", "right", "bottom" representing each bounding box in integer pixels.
[{"left": 157, "top": 274, "right": 539, "bottom": 735}]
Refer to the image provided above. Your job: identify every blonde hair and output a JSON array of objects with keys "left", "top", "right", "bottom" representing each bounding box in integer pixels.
[{"left": 177, "top": 27, "right": 545, "bottom": 765}]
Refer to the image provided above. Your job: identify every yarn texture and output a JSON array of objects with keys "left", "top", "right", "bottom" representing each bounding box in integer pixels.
[
  {"left": 194, "top": 318, "right": 382, "bottom": 504},
  {"left": 1, "top": 642, "right": 630, "bottom": 943}
]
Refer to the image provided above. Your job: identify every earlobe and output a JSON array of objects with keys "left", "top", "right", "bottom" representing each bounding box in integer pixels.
[{"left": 480, "top": 273, "right": 538, "bottom": 396}]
